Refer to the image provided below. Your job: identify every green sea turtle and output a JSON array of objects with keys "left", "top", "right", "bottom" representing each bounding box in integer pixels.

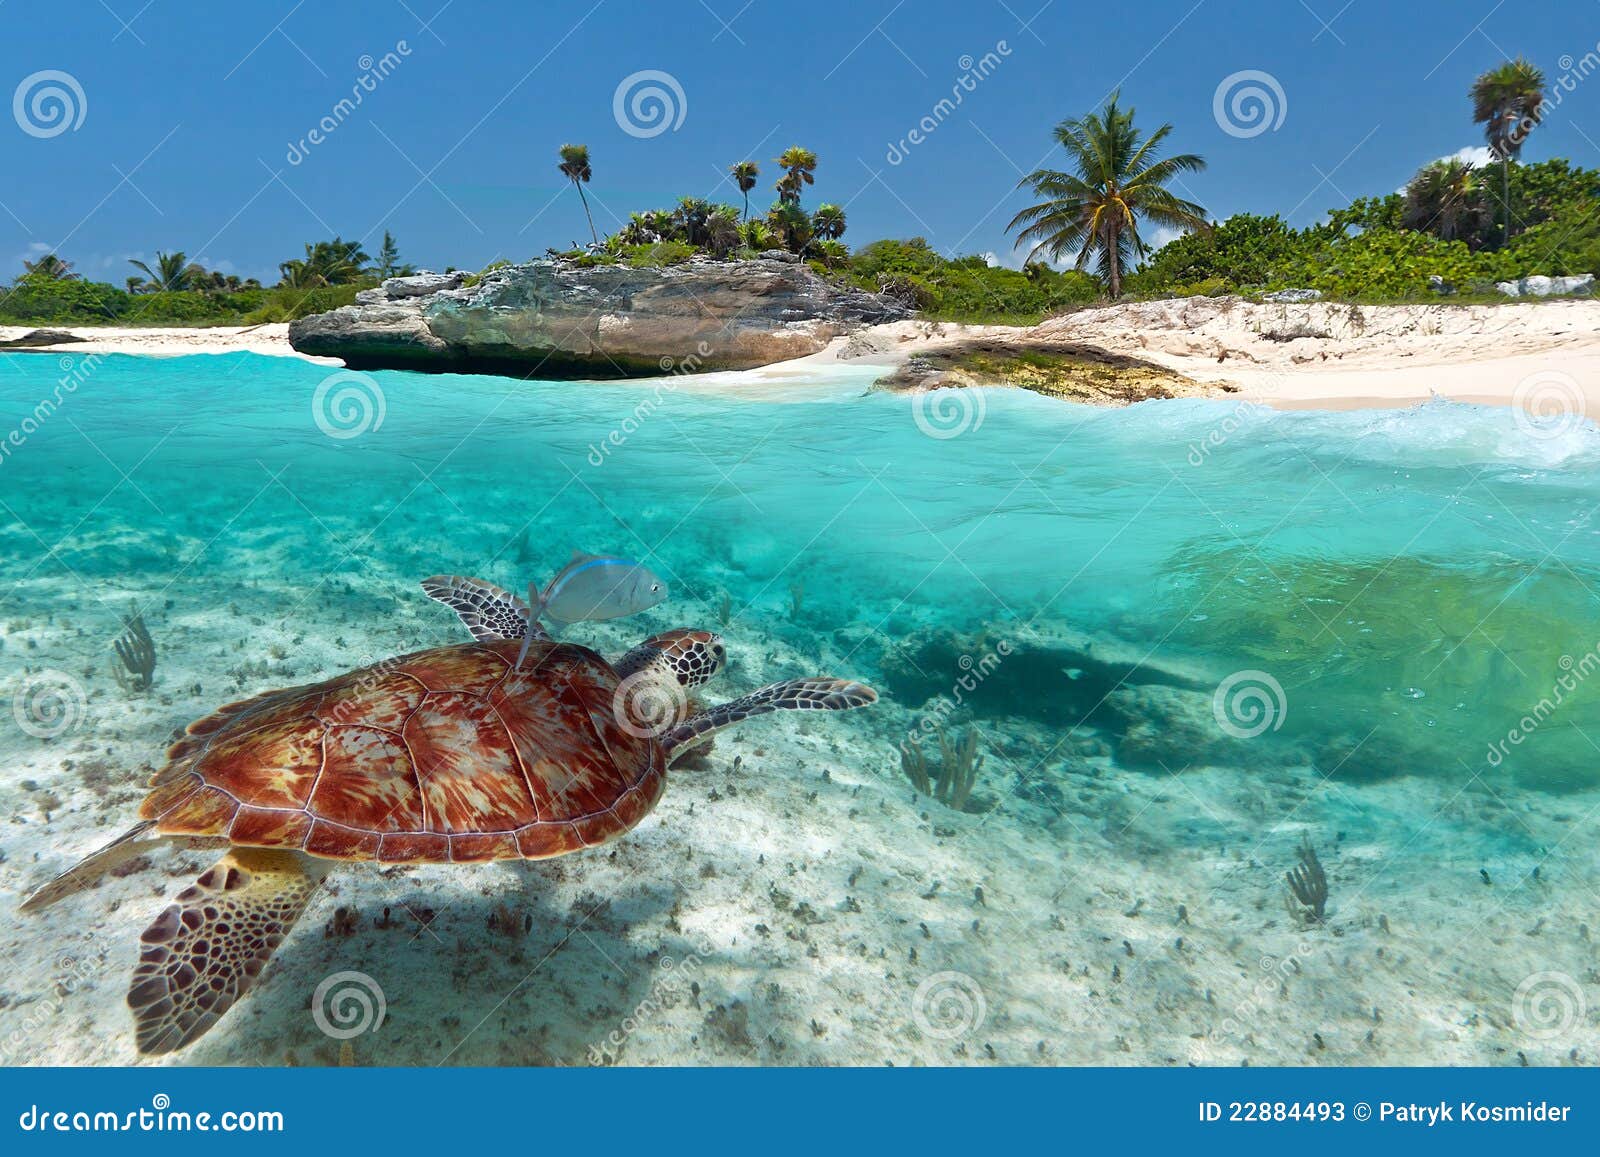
[{"left": 21, "top": 575, "right": 877, "bottom": 1054}]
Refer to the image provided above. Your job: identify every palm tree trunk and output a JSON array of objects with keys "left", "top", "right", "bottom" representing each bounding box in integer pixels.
[
  {"left": 1107, "top": 224, "right": 1122, "bottom": 299},
  {"left": 742, "top": 190, "right": 750, "bottom": 221},
  {"left": 575, "top": 182, "right": 598, "bottom": 245},
  {"left": 1501, "top": 155, "right": 1511, "bottom": 242}
]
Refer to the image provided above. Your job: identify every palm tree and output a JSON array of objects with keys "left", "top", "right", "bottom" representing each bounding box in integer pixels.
[
  {"left": 774, "top": 147, "right": 817, "bottom": 205},
  {"left": 277, "top": 238, "right": 371, "bottom": 289},
  {"left": 673, "top": 196, "right": 714, "bottom": 248},
  {"left": 767, "top": 200, "right": 814, "bottom": 254},
  {"left": 729, "top": 161, "right": 759, "bottom": 219},
  {"left": 129, "top": 251, "right": 204, "bottom": 293},
  {"left": 1402, "top": 160, "right": 1490, "bottom": 247},
  {"left": 21, "top": 253, "right": 77, "bottom": 280},
  {"left": 558, "top": 143, "right": 598, "bottom": 245},
  {"left": 1471, "top": 59, "right": 1546, "bottom": 241},
  {"left": 812, "top": 202, "right": 847, "bottom": 241},
  {"left": 1008, "top": 92, "right": 1208, "bottom": 298}
]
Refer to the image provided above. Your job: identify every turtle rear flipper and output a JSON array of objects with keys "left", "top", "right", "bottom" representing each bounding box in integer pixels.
[
  {"left": 662, "top": 678, "right": 877, "bottom": 761},
  {"left": 19, "top": 821, "right": 160, "bottom": 913},
  {"left": 128, "top": 849, "right": 324, "bottom": 1055}
]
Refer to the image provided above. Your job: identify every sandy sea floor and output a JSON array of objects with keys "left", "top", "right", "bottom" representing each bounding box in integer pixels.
[{"left": 3, "top": 581, "right": 1598, "bottom": 1067}]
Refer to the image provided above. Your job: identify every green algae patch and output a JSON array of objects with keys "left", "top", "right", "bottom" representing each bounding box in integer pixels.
[
  {"left": 873, "top": 339, "right": 1219, "bottom": 405},
  {"left": 1137, "top": 549, "right": 1600, "bottom": 791}
]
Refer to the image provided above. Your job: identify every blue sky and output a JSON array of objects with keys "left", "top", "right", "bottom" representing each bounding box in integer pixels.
[{"left": 0, "top": 0, "right": 1592, "bottom": 283}]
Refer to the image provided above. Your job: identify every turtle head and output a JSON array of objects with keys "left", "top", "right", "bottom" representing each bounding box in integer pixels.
[{"left": 615, "top": 629, "right": 725, "bottom": 690}]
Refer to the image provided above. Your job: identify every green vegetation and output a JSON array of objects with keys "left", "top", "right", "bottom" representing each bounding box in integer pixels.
[
  {"left": 0, "top": 233, "right": 400, "bottom": 327},
  {"left": 1010, "top": 91, "right": 1208, "bottom": 298},
  {"left": 1128, "top": 58, "right": 1596, "bottom": 300},
  {"left": 8, "top": 57, "right": 1596, "bottom": 330}
]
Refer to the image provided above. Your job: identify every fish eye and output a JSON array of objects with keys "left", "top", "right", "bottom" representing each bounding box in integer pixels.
[{"left": 650, "top": 583, "right": 660, "bottom": 593}]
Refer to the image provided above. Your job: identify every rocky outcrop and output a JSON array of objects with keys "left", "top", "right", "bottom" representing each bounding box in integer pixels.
[
  {"left": 1495, "top": 274, "right": 1594, "bottom": 297},
  {"left": 288, "top": 257, "right": 909, "bottom": 377}
]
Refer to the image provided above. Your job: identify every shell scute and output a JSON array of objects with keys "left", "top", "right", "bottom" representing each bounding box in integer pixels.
[
  {"left": 310, "top": 726, "right": 425, "bottom": 832},
  {"left": 404, "top": 690, "right": 536, "bottom": 832}
]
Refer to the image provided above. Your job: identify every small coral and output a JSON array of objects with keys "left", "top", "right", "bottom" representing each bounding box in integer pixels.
[
  {"left": 1285, "top": 837, "right": 1329, "bottom": 925},
  {"left": 900, "top": 725, "right": 985, "bottom": 812},
  {"left": 112, "top": 605, "right": 156, "bottom": 692}
]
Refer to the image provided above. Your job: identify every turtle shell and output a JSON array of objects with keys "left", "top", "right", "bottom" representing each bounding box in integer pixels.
[{"left": 139, "top": 640, "right": 664, "bottom": 864}]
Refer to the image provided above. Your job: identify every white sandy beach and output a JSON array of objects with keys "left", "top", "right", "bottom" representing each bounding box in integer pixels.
[
  {"left": 0, "top": 324, "right": 330, "bottom": 362},
  {"left": 6, "top": 299, "right": 1600, "bottom": 413}
]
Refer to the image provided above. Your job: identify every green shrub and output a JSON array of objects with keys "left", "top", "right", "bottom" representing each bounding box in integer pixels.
[
  {"left": 619, "top": 241, "right": 697, "bottom": 267},
  {"left": 0, "top": 274, "right": 130, "bottom": 322}
]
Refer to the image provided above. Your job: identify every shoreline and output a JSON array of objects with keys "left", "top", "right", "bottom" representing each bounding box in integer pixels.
[
  {"left": 0, "top": 323, "right": 335, "bottom": 363},
  {"left": 6, "top": 297, "right": 1599, "bottom": 413}
]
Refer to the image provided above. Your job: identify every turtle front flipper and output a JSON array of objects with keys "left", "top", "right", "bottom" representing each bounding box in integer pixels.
[
  {"left": 661, "top": 678, "right": 877, "bottom": 762},
  {"left": 421, "top": 575, "right": 545, "bottom": 643},
  {"left": 128, "top": 848, "right": 325, "bottom": 1055}
]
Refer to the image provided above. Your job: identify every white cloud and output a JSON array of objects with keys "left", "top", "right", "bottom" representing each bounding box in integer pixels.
[{"left": 1439, "top": 145, "right": 1496, "bottom": 167}]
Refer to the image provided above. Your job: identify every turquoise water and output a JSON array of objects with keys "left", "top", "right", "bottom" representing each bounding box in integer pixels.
[
  {"left": 5, "top": 351, "right": 1600, "bottom": 1065},
  {"left": 7, "top": 352, "right": 1600, "bottom": 790}
]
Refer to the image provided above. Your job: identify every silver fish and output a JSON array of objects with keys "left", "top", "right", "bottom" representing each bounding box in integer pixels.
[{"left": 515, "top": 552, "right": 668, "bottom": 668}]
